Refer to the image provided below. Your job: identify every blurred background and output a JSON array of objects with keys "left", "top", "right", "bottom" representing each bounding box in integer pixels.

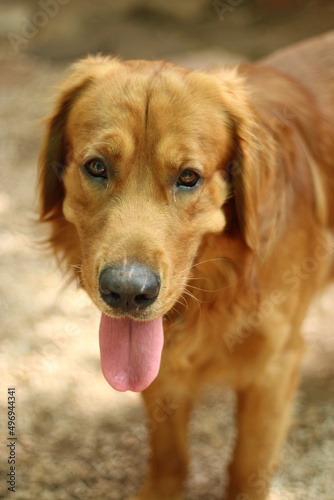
[
  {"left": 1, "top": 0, "right": 334, "bottom": 61},
  {"left": 0, "top": 1, "right": 334, "bottom": 499}
]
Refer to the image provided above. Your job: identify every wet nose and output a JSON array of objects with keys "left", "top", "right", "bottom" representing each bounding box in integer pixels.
[{"left": 99, "top": 262, "right": 161, "bottom": 313}]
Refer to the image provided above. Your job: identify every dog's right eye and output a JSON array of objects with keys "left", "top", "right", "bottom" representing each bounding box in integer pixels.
[{"left": 85, "top": 159, "right": 107, "bottom": 179}]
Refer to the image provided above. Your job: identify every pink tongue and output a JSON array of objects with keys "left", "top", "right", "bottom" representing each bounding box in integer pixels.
[{"left": 99, "top": 314, "right": 164, "bottom": 392}]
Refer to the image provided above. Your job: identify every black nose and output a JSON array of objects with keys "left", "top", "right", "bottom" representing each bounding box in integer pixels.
[{"left": 99, "top": 262, "right": 161, "bottom": 313}]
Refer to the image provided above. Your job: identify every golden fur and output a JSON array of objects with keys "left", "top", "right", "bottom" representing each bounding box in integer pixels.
[{"left": 38, "top": 32, "right": 334, "bottom": 499}]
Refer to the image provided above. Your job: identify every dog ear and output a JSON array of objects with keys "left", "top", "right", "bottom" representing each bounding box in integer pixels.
[
  {"left": 38, "top": 55, "right": 114, "bottom": 222},
  {"left": 228, "top": 124, "right": 263, "bottom": 252},
  {"left": 217, "top": 70, "right": 276, "bottom": 252},
  {"left": 37, "top": 56, "right": 116, "bottom": 274}
]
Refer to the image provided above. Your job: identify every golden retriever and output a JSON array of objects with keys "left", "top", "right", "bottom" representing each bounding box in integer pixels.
[{"left": 38, "top": 31, "right": 334, "bottom": 499}]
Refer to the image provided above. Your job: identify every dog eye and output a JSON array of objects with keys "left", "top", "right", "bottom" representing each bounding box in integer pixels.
[
  {"left": 85, "top": 159, "right": 107, "bottom": 179},
  {"left": 177, "top": 169, "right": 200, "bottom": 188}
]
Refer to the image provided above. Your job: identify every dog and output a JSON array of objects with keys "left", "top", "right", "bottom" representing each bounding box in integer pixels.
[{"left": 37, "top": 31, "right": 334, "bottom": 499}]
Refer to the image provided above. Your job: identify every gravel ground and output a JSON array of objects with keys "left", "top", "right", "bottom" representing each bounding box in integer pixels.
[{"left": 0, "top": 2, "right": 334, "bottom": 499}]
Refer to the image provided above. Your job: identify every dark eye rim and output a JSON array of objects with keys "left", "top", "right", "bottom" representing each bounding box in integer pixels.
[
  {"left": 176, "top": 168, "right": 202, "bottom": 189},
  {"left": 84, "top": 158, "right": 108, "bottom": 179}
]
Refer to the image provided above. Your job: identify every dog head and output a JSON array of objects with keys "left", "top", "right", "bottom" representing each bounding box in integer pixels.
[{"left": 38, "top": 56, "right": 273, "bottom": 391}]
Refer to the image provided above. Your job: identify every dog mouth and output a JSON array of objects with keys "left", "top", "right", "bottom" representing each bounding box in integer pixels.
[
  {"left": 99, "top": 314, "right": 164, "bottom": 392},
  {"left": 96, "top": 261, "right": 183, "bottom": 392}
]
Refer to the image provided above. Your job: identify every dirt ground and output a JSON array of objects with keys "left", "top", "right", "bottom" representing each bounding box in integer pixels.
[{"left": 0, "top": 1, "right": 334, "bottom": 499}]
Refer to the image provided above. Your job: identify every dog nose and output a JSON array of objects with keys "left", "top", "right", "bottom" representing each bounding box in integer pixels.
[{"left": 99, "top": 263, "right": 161, "bottom": 312}]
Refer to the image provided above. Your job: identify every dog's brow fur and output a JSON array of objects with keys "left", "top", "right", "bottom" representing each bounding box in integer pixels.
[{"left": 144, "top": 61, "right": 169, "bottom": 132}]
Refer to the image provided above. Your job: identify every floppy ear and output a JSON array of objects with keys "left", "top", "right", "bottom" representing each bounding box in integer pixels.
[
  {"left": 37, "top": 55, "right": 116, "bottom": 274},
  {"left": 217, "top": 70, "right": 276, "bottom": 252},
  {"left": 229, "top": 119, "right": 268, "bottom": 252},
  {"left": 38, "top": 55, "right": 114, "bottom": 221}
]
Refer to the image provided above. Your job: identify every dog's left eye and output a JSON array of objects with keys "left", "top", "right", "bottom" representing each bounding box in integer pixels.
[
  {"left": 85, "top": 159, "right": 107, "bottom": 179},
  {"left": 177, "top": 169, "right": 200, "bottom": 188}
]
